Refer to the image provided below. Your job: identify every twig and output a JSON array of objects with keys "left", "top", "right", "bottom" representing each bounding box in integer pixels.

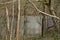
[{"left": 28, "top": 0, "right": 60, "bottom": 20}]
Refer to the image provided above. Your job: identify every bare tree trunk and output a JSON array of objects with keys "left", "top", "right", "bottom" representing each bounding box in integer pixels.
[
  {"left": 23, "top": 15, "right": 27, "bottom": 35},
  {"left": 36, "top": 0, "right": 47, "bottom": 37},
  {"left": 54, "top": 0, "right": 60, "bottom": 33},
  {"left": 10, "top": 0, "right": 14, "bottom": 40},
  {"left": 48, "top": 0, "right": 58, "bottom": 32},
  {"left": 42, "top": 0, "right": 48, "bottom": 36},
  {"left": 6, "top": 7, "right": 10, "bottom": 40},
  {"left": 15, "top": 0, "right": 20, "bottom": 40},
  {"left": 23, "top": 2, "right": 27, "bottom": 35}
]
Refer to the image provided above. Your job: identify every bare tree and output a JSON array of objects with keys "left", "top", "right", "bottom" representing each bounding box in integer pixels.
[
  {"left": 28, "top": 0, "right": 60, "bottom": 19},
  {"left": 5, "top": 7, "right": 10, "bottom": 40},
  {"left": 23, "top": 1, "right": 28, "bottom": 35},
  {"left": 42, "top": 0, "right": 48, "bottom": 36},
  {"left": 15, "top": 0, "right": 20, "bottom": 40},
  {"left": 28, "top": 0, "right": 60, "bottom": 36},
  {"left": 10, "top": 0, "right": 15, "bottom": 40}
]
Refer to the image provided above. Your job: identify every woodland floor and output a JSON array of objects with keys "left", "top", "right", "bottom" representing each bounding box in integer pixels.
[{"left": 19, "top": 28, "right": 60, "bottom": 40}]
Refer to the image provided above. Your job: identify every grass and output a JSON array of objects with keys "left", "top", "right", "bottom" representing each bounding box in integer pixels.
[
  {"left": 19, "top": 29, "right": 60, "bottom": 40},
  {"left": 0, "top": 31, "right": 60, "bottom": 40}
]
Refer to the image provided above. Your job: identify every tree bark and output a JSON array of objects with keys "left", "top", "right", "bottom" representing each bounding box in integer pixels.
[
  {"left": 23, "top": 5, "right": 27, "bottom": 35},
  {"left": 6, "top": 7, "right": 10, "bottom": 40},
  {"left": 42, "top": 0, "right": 48, "bottom": 36},
  {"left": 48, "top": 0, "right": 58, "bottom": 32},
  {"left": 10, "top": 0, "right": 14, "bottom": 40},
  {"left": 15, "top": 0, "right": 20, "bottom": 40}
]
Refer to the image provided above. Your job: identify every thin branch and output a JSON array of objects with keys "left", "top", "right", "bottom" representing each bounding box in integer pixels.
[
  {"left": 0, "top": 0, "right": 17, "bottom": 4},
  {"left": 0, "top": 0, "right": 16, "bottom": 9},
  {"left": 28, "top": 0, "right": 60, "bottom": 20},
  {"left": 6, "top": 7, "right": 10, "bottom": 32}
]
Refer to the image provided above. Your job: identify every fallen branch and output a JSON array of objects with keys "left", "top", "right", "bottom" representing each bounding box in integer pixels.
[{"left": 28, "top": 0, "right": 60, "bottom": 20}]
